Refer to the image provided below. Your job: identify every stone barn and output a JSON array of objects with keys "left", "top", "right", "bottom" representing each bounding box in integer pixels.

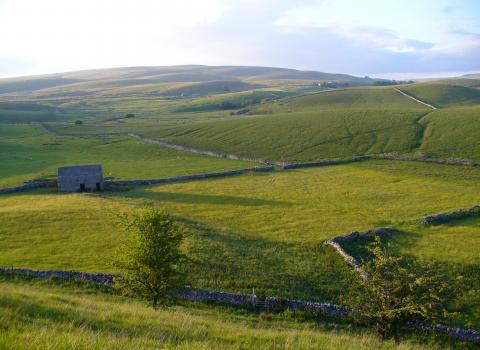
[{"left": 57, "top": 164, "right": 103, "bottom": 192}]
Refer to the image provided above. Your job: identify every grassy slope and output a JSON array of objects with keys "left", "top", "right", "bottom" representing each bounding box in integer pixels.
[
  {"left": 1, "top": 160, "right": 480, "bottom": 301},
  {"left": 252, "top": 87, "right": 426, "bottom": 113},
  {"left": 0, "top": 124, "right": 253, "bottom": 187},
  {"left": 143, "top": 109, "right": 425, "bottom": 161},
  {"left": 0, "top": 280, "right": 443, "bottom": 350},
  {"left": 399, "top": 82, "right": 480, "bottom": 108},
  {"left": 419, "top": 106, "right": 480, "bottom": 160},
  {"left": 0, "top": 108, "right": 79, "bottom": 123},
  {"left": 141, "top": 85, "right": 480, "bottom": 162},
  {"left": 142, "top": 86, "right": 430, "bottom": 162}
]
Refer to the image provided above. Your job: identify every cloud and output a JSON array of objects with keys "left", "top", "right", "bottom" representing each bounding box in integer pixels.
[
  {"left": 274, "top": 6, "right": 435, "bottom": 53},
  {"left": 433, "top": 27, "right": 480, "bottom": 56},
  {"left": 0, "top": 0, "right": 478, "bottom": 77},
  {"left": 327, "top": 26, "right": 434, "bottom": 53}
]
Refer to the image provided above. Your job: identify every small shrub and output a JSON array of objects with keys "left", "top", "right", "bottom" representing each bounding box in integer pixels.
[
  {"left": 354, "top": 236, "right": 452, "bottom": 342},
  {"left": 74, "top": 120, "right": 83, "bottom": 125}
]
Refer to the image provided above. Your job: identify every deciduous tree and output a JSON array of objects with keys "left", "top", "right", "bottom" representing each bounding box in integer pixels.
[{"left": 114, "top": 208, "right": 186, "bottom": 308}]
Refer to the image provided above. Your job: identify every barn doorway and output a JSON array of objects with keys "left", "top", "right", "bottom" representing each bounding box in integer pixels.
[
  {"left": 80, "top": 184, "right": 85, "bottom": 192},
  {"left": 96, "top": 183, "right": 101, "bottom": 191}
]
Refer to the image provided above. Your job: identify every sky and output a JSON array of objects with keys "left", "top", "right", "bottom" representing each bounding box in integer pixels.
[{"left": 0, "top": 0, "right": 479, "bottom": 78}]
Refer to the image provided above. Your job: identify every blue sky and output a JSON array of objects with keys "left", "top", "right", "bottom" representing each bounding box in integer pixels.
[{"left": 0, "top": 0, "right": 479, "bottom": 78}]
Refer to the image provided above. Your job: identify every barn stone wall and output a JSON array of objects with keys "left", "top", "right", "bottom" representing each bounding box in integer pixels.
[{"left": 58, "top": 165, "right": 103, "bottom": 192}]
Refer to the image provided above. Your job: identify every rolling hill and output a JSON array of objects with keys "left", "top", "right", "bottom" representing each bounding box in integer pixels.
[
  {"left": 142, "top": 87, "right": 430, "bottom": 161},
  {"left": 0, "top": 65, "right": 374, "bottom": 98},
  {"left": 399, "top": 81, "right": 480, "bottom": 108}
]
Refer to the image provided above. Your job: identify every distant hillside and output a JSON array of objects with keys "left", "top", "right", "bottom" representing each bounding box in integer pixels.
[
  {"left": 462, "top": 73, "right": 480, "bottom": 79},
  {"left": 252, "top": 87, "right": 425, "bottom": 114},
  {"left": 0, "top": 65, "right": 374, "bottom": 98}
]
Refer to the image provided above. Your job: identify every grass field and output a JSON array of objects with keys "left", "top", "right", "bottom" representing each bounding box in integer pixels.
[
  {"left": 2, "top": 68, "right": 480, "bottom": 346},
  {"left": 1, "top": 160, "right": 480, "bottom": 309},
  {"left": 137, "top": 85, "right": 480, "bottom": 162},
  {"left": 419, "top": 106, "right": 480, "bottom": 160},
  {"left": 135, "top": 87, "right": 436, "bottom": 162},
  {"left": 143, "top": 109, "right": 427, "bottom": 161},
  {"left": 399, "top": 82, "right": 480, "bottom": 108},
  {"left": 252, "top": 87, "right": 428, "bottom": 113},
  {"left": 0, "top": 278, "right": 453, "bottom": 350},
  {"left": 0, "top": 124, "right": 253, "bottom": 187}
]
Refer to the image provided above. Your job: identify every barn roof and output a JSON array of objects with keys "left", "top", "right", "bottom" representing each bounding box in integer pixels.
[{"left": 58, "top": 164, "right": 103, "bottom": 176}]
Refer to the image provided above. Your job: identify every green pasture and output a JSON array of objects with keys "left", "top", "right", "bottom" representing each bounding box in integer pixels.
[
  {"left": 419, "top": 105, "right": 480, "bottom": 160},
  {"left": 0, "top": 124, "right": 253, "bottom": 187},
  {"left": 1, "top": 160, "right": 479, "bottom": 305},
  {"left": 399, "top": 82, "right": 480, "bottom": 108},
  {"left": 252, "top": 87, "right": 428, "bottom": 113},
  {"left": 0, "top": 279, "right": 447, "bottom": 350},
  {"left": 143, "top": 109, "right": 427, "bottom": 161}
]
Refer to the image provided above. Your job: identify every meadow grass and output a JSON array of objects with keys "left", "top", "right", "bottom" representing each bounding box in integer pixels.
[
  {"left": 399, "top": 82, "right": 480, "bottom": 108},
  {"left": 252, "top": 87, "right": 428, "bottom": 113},
  {"left": 143, "top": 109, "right": 427, "bottom": 161},
  {"left": 0, "top": 124, "right": 253, "bottom": 187},
  {"left": 1, "top": 160, "right": 480, "bottom": 305},
  {"left": 0, "top": 278, "right": 451, "bottom": 350},
  {"left": 0, "top": 109, "right": 79, "bottom": 123},
  {"left": 419, "top": 106, "right": 480, "bottom": 160}
]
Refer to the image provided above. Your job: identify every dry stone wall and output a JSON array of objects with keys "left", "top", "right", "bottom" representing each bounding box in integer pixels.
[
  {"left": 1, "top": 267, "right": 478, "bottom": 341},
  {"left": 422, "top": 205, "right": 480, "bottom": 225},
  {"left": 373, "top": 153, "right": 480, "bottom": 166},
  {"left": 282, "top": 156, "right": 372, "bottom": 169},
  {"left": 325, "top": 227, "right": 395, "bottom": 279},
  {"left": 284, "top": 154, "right": 480, "bottom": 170},
  {"left": 128, "top": 133, "right": 281, "bottom": 166},
  {"left": 0, "top": 180, "right": 56, "bottom": 195},
  {"left": 265, "top": 297, "right": 353, "bottom": 317},
  {"left": 0, "top": 267, "right": 117, "bottom": 285}
]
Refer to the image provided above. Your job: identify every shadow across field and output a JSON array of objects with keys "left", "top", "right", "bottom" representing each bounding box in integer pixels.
[
  {"left": 113, "top": 187, "right": 292, "bottom": 207},
  {"left": 177, "top": 217, "right": 353, "bottom": 302}
]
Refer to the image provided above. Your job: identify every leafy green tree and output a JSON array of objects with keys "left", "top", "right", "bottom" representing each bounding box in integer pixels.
[
  {"left": 357, "top": 236, "right": 451, "bottom": 342},
  {"left": 114, "top": 208, "right": 186, "bottom": 308}
]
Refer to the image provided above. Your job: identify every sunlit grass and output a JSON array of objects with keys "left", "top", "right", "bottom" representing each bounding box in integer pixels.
[{"left": 0, "top": 279, "right": 450, "bottom": 350}]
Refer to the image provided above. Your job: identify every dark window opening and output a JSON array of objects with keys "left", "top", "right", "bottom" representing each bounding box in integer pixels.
[
  {"left": 96, "top": 182, "right": 101, "bottom": 191},
  {"left": 80, "top": 184, "right": 85, "bottom": 192}
]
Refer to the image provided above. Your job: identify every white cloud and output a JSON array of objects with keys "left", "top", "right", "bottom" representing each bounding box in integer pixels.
[
  {"left": 0, "top": 0, "right": 229, "bottom": 75},
  {"left": 0, "top": 0, "right": 478, "bottom": 77}
]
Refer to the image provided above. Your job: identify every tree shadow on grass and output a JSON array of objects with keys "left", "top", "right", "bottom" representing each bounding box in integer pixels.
[
  {"left": 339, "top": 229, "right": 423, "bottom": 262},
  {"left": 110, "top": 187, "right": 292, "bottom": 207},
  {"left": 177, "top": 217, "right": 353, "bottom": 302}
]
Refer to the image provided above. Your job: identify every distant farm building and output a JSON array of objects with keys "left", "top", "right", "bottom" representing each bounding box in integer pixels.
[{"left": 57, "top": 165, "right": 103, "bottom": 192}]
